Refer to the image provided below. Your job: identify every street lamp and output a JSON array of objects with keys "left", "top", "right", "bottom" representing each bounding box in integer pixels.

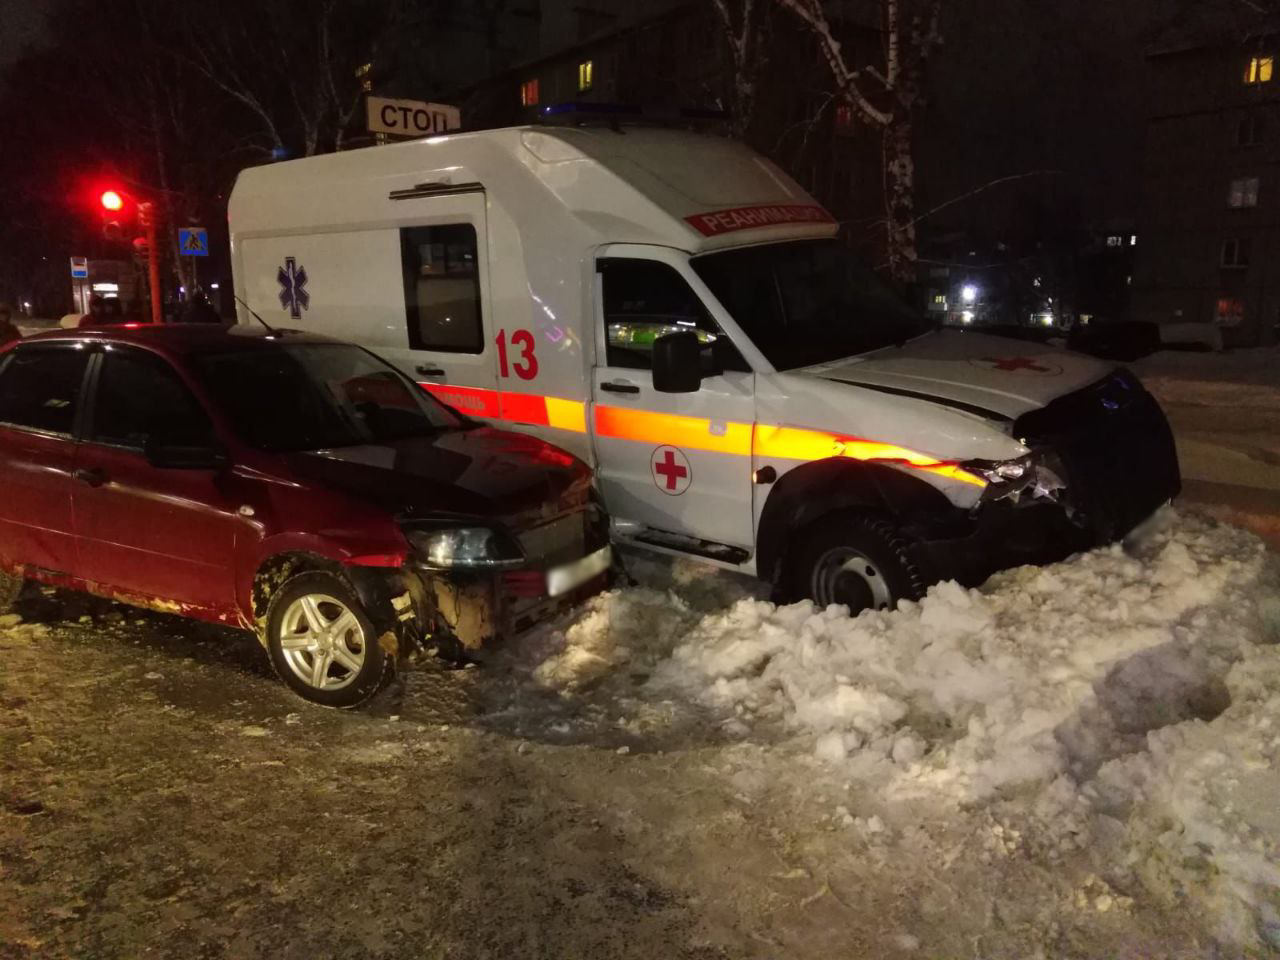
[{"left": 961, "top": 284, "right": 978, "bottom": 304}]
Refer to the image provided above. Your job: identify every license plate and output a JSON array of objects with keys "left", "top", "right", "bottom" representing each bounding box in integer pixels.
[{"left": 546, "top": 546, "right": 612, "bottom": 598}]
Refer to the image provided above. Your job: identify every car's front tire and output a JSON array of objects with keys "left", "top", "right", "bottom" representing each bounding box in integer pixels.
[
  {"left": 0, "top": 571, "right": 23, "bottom": 615},
  {"left": 263, "top": 571, "right": 395, "bottom": 708},
  {"left": 784, "top": 512, "right": 926, "bottom": 614}
]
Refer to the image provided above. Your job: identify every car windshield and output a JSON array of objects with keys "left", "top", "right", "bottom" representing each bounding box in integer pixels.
[
  {"left": 193, "top": 342, "right": 463, "bottom": 452},
  {"left": 691, "top": 239, "right": 933, "bottom": 370}
]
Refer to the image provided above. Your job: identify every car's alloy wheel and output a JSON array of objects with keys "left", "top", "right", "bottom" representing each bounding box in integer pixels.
[
  {"left": 264, "top": 571, "right": 394, "bottom": 708},
  {"left": 278, "top": 593, "right": 367, "bottom": 691}
]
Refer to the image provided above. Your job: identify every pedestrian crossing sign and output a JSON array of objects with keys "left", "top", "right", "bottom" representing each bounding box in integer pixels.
[{"left": 179, "top": 227, "right": 209, "bottom": 257}]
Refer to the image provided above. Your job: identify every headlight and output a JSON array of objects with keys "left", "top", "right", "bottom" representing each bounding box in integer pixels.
[
  {"left": 964, "top": 455, "right": 1033, "bottom": 484},
  {"left": 963, "top": 451, "right": 1066, "bottom": 505},
  {"left": 403, "top": 525, "right": 524, "bottom": 569}
]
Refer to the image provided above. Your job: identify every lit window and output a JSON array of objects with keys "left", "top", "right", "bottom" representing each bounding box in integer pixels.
[
  {"left": 933, "top": 294, "right": 946, "bottom": 305},
  {"left": 1129, "top": 235, "right": 1137, "bottom": 246},
  {"left": 578, "top": 60, "right": 594, "bottom": 92},
  {"left": 1105, "top": 235, "right": 1123, "bottom": 247},
  {"left": 1215, "top": 297, "right": 1245, "bottom": 327},
  {"left": 1222, "top": 238, "right": 1252, "bottom": 268},
  {"left": 1246, "top": 56, "right": 1274, "bottom": 84},
  {"left": 520, "top": 78, "right": 540, "bottom": 107},
  {"left": 1228, "top": 176, "right": 1260, "bottom": 208},
  {"left": 1238, "top": 115, "right": 1264, "bottom": 147}
]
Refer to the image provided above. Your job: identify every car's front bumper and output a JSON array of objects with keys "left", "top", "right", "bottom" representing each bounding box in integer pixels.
[
  {"left": 909, "top": 498, "right": 1097, "bottom": 588},
  {"left": 910, "top": 369, "right": 1181, "bottom": 587}
]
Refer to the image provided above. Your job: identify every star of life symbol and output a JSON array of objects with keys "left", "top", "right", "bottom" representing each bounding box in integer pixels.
[{"left": 277, "top": 257, "right": 310, "bottom": 320}]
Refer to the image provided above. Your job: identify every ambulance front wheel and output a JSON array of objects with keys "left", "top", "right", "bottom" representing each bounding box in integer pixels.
[{"left": 784, "top": 512, "right": 926, "bottom": 614}]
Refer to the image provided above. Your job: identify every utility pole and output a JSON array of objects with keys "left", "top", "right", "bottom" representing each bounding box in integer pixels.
[{"left": 137, "top": 202, "right": 163, "bottom": 324}]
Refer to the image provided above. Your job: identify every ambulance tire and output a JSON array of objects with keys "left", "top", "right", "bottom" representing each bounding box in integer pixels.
[
  {"left": 785, "top": 512, "right": 926, "bottom": 614},
  {"left": 0, "top": 571, "right": 22, "bottom": 615}
]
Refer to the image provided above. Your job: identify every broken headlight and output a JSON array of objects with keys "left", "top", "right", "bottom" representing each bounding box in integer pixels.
[
  {"left": 963, "top": 451, "right": 1067, "bottom": 506},
  {"left": 402, "top": 525, "right": 524, "bottom": 570}
]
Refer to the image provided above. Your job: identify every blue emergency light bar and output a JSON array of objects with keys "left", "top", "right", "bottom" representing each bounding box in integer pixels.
[{"left": 536, "top": 102, "right": 731, "bottom": 125}]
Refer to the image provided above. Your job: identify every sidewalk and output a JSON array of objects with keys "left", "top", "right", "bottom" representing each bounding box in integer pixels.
[{"left": 1135, "top": 347, "right": 1280, "bottom": 545}]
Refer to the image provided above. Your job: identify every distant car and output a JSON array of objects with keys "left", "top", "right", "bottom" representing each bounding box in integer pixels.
[
  {"left": 0, "top": 326, "right": 610, "bottom": 707},
  {"left": 1067, "top": 320, "right": 1162, "bottom": 362}
]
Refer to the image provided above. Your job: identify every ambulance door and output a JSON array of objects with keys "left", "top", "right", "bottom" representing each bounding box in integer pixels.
[
  {"left": 382, "top": 191, "right": 499, "bottom": 418},
  {"left": 589, "top": 250, "right": 756, "bottom": 553},
  {"left": 238, "top": 191, "right": 497, "bottom": 415}
]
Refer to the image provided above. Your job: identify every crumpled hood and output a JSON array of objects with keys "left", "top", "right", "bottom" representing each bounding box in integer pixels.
[
  {"left": 801, "top": 330, "right": 1116, "bottom": 420},
  {"left": 283, "top": 427, "right": 592, "bottom": 525}
]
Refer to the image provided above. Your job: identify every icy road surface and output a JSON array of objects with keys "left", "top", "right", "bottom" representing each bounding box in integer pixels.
[{"left": 1, "top": 509, "right": 1278, "bottom": 959}]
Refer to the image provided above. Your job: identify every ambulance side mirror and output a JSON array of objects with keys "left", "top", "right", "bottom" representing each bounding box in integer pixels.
[{"left": 652, "top": 332, "right": 703, "bottom": 393}]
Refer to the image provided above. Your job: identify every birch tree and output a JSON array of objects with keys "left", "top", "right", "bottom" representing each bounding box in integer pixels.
[
  {"left": 182, "top": 0, "right": 396, "bottom": 159},
  {"left": 709, "top": 0, "right": 773, "bottom": 138},
  {"left": 774, "top": 0, "right": 941, "bottom": 282}
]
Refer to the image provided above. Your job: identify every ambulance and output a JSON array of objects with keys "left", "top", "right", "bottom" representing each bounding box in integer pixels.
[{"left": 227, "top": 115, "right": 1180, "bottom": 615}]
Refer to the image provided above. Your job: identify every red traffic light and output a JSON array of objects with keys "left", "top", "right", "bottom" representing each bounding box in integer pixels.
[{"left": 100, "top": 189, "right": 124, "bottom": 211}]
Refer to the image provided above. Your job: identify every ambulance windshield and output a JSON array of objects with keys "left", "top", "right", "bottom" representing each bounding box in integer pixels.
[{"left": 692, "top": 240, "right": 931, "bottom": 370}]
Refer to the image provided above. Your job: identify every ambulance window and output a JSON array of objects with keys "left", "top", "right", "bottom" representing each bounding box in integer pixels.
[
  {"left": 598, "top": 259, "right": 748, "bottom": 373},
  {"left": 400, "top": 225, "right": 483, "bottom": 353}
]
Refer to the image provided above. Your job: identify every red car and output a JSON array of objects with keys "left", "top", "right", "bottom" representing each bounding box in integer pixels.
[{"left": 0, "top": 326, "right": 611, "bottom": 707}]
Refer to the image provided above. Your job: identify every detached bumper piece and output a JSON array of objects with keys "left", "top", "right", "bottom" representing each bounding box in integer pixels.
[{"left": 912, "top": 370, "right": 1181, "bottom": 587}]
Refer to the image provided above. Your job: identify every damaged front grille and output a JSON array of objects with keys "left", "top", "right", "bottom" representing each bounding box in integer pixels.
[
  {"left": 516, "top": 506, "right": 608, "bottom": 570},
  {"left": 1014, "top": 370, "right": 1181, "bottom": 541}
]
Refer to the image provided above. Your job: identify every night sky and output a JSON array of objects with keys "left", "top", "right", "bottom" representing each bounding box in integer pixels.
[{"left": 0, "top": 0, "right": 50, "bottom": 74}]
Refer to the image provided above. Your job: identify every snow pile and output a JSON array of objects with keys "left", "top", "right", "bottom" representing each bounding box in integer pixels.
[
  {"left": 655, "top": 512, "right": 1267, "bottom": 799},
  {"left": 1090, "top": 647, "right": 1280, "bottom": 948},
  {"left": 535, "top": 509, "right": 1280, "bottom": 947}
]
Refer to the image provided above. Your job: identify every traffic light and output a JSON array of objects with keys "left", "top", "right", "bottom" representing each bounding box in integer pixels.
[{"left": 98, "top": 187, "right": 131, "bottom": 242}]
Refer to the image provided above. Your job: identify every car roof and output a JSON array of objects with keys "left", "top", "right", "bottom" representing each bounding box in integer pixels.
[{"left": 16, "top": 324, "right": 347, "bottom": 358}]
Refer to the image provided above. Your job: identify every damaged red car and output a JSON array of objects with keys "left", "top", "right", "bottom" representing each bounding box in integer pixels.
[{"left": 0, "top": 326, "right": 611, "bottom": 706}]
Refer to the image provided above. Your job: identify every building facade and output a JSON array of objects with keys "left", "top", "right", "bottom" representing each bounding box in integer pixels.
[
  {"left": 1133, "top": 21, "right": 1280, "bottom": 347},
  {"left": 456, "top": 1, "right": 888, "bottom": 268}
]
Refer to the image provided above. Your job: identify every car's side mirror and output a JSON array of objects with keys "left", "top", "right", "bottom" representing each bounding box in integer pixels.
[
  {"left": 652, "top": 331, "right": 703, "bottom": 393},
  {"left": 144, "top": 437, "right": 230, "bottom": 471}
]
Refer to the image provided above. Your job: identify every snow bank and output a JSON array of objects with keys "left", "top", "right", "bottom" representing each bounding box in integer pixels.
[{"left": 535, "top": 510, "right": 1280, "bottom": 948}]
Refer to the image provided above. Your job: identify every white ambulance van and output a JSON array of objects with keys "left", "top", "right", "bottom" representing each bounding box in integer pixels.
[{"left": 228, "top": 120, "right": 1180, "bottom": 614}]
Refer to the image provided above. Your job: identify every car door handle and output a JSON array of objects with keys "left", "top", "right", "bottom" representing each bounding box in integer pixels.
[
  {"left": 601, "top": 381, "right": 640, "bottom": 394},
  {"left": 415, "top": 365, "right": 446, "bottom": 377},
  {"left": 73, "top": 467, "right": 106, "bottom": 488}
]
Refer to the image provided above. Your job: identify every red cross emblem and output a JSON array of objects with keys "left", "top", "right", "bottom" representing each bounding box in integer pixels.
[
  {"left": 651, "top": 446, "right": 691, "bottom": 496},
  {"left": 982, "top": 356, "right": 1051, "bottom": 373}
]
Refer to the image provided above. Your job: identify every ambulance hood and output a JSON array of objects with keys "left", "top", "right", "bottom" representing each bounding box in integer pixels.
[{"left": 801, "top": 331, "right": 1116, "bottom": 422}]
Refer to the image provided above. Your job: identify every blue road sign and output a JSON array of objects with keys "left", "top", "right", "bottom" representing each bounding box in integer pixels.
[
  {"left": 178, "top": 227, "right": 209, "bottom": 257},
  {"left": 70, "top": 256, "right": 88, "bottom": 279}
]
